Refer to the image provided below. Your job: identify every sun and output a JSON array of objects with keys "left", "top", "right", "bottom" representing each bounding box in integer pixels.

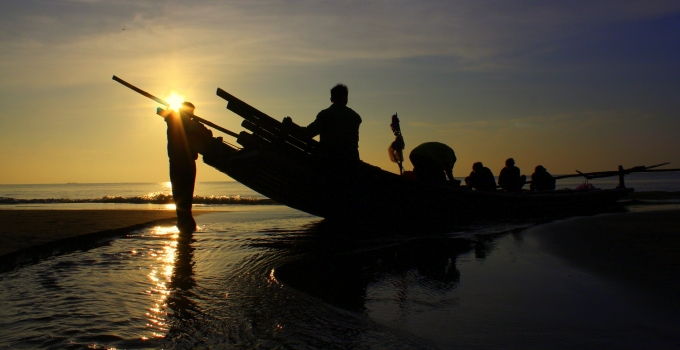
[{"left": 166, "top": 93, "right": 185, "bottom": 112}]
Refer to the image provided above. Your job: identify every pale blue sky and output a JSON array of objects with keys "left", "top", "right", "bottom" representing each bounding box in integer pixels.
[{"left": 1, "top": 1, "right": 679, "bottom": 183}]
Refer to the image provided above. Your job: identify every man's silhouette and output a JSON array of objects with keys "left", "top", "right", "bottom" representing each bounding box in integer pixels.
[
  {"left": 284, "top": 84, "right": 362, "bottom": 163},
  {"left": 498, "top": 158, "right": 526, "bottom": 192},
  {"left": 165, "top": 102, "right": 211, "bottom": 232},
  {"left": 408, "top": 142, "right": 457, "bottom": 184},
  {"left": 465, "top": 162, "right": 497, "bottom": 191},
  {"left": 530, "top": 165, "right": 556, "bottom": 191}
]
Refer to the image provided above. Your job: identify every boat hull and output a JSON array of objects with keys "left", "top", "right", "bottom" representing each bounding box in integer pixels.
[{"left": 203, "top": 142, "right": 632, "bottom": 223}]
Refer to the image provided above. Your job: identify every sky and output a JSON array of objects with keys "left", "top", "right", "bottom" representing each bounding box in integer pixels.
[{"left": 1, "top": 0, "right": 679, "bottom": 184}]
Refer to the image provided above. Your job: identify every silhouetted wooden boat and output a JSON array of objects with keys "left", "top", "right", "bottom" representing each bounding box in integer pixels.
[
  {"left": 110, "top": 76, "right": 668, "bottom": 222},
  {"left": 172, "top": 88, "right": 634, "bottom": 222}
]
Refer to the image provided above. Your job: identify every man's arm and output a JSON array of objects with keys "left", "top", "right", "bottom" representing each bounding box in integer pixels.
[
  {"left": 283, "top": 115, "right": 321, "bottom": 138},
  {"left": 498, "top": 168, "right": 507, "bottom": 186},
  {"left": 304, "top": 113, "right": 324, "bottom": 138},
  {"left": 445, "top": 164, "right": 455, "bottom": 182}
]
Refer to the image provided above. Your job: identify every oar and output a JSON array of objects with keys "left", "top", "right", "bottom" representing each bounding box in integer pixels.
[
  {"left": 644, "top": 162, "right": 670, "bottom": 170},
  {"left": 525, "top": 163, "right": 679, "bottom": 184},
  {"left": 553, "top": 163, "right": 674, "bottom": 180},
  {"left": 113, "top": 75, "right": 239, "bottom": 138},
  {"left": 572, "top": 163, "right": 674, "bottom": 179},
  {"left": 573, "top": 168, "right": 680, "bottom": 180},
  {"left": 112, "top": 75, "right": 170, "bottom": 107},
  {"left": 155, "top": 108, "right": 239, "bottom": 138}
]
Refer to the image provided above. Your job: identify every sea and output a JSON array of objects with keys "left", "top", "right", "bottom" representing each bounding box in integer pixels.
[
  {"left": 1, "top": 172, "right": 679, "bottom": 209},
  {"left": 1, "top": 173, "right": 679, "bottom": 349}
]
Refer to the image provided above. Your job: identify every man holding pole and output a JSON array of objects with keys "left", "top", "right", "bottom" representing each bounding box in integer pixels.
[
  {"left": 283, "top": 84, "right": 362, "bottom": 163},
  {"left": 165, "top": 102, "right": 212, "bottom": 232},
  {"left": 111, "top": 76, "right": 218, "bottom": 231}
]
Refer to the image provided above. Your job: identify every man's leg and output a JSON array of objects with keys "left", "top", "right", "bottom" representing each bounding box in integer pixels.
[{"left": 170, "top": 160, "right": 197, "bottom": 232}]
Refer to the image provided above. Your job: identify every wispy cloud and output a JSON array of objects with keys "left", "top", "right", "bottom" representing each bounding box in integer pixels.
[
  {"left": 3, "top": 1, "right": 679, "bottom": 70},
  {"left": 406, "top": 110, "right": 648, "bottom": 133}
]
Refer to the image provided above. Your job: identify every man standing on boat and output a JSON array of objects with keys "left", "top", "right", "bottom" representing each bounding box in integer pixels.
[
  {"left": 165, "top": 102, "right": 212, "bottom": 232},
  {"left": 284, "top": 84, "right": 362, "bottom": 163}
]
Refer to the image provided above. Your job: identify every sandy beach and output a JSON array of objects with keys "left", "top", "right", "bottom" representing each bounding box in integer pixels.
[
  {"left": 525, "top": 208, "right": 680, "bottom": 300},
  {"left": 0, "top": 209, "right": 217, "bottom": 272}
]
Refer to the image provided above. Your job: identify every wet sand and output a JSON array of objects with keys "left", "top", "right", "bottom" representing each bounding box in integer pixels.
[
  {"left": 525, "top": 208, "right": 680, "bottom": 300},
  {"left": 626, "top": 191, "right": 680, "bottom": 200},
  {"left": 0, "top": 209, "right": 217, "bottom": 272}
]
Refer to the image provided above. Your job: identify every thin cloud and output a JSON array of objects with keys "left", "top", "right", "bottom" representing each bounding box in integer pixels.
[
  {"left": 406, "top": 111, "right": 647, "bottom": 133},
  {"left": 3, "top": 1, "right": 679, "bottom": 70}
]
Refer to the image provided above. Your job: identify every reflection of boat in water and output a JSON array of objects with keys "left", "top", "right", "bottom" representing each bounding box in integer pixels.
[
  {"left": 276, "top": 233, "right": 469, "bottom": 311},
  {"left": 183, "top": 89, "right": 636, "bottom": 222}
]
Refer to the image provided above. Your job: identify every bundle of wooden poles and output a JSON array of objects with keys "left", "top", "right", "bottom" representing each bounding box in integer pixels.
[{"left": 216, "top": 88, "right": 319, "bottom": 157}]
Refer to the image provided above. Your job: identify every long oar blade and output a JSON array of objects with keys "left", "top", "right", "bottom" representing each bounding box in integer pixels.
[
  {"left": 644, "top": 162, "right": 670, "bottom": 170},
  {"left": 112, "top": 75, "right": 170, "bottom": 107}
]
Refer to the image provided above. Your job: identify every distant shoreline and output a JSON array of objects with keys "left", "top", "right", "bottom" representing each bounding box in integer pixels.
[{"left": 0, "top": 190, "right": 677, "bottom": 206}]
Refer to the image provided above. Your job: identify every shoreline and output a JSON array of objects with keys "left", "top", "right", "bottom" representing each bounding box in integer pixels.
[
  {"left": 2, "top": 203, "right": 679, "bottom": 282},
  {"left": 524, "top": 208, "right": 680, "bottom": 302},
  {"left": 0, "top": 209, "right": 219, "bottom": 273}
]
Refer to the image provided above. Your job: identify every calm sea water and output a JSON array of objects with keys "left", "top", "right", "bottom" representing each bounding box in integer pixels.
[
  {"left": 0, "top": 182, "right": 265, "bottom": 201},
  {"left": 1, "top": 208, "right": 678, "bottom": 349},
  {"left": 0, "top": 171, "right": 678, "bottom": 208}
]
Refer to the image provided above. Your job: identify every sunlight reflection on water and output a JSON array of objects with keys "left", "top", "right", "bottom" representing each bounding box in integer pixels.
[{"left": 143, "top": 226, "right": 179, "bottom": 340}]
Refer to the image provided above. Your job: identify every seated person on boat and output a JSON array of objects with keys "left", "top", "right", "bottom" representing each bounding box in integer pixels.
[
  {"left": 408, "top": 142, "right": 458, "bottom": 185},
  {"left": 530, "top": 165, "right": 556, "bottom": 191},
  {"left": 284, "top": 84, "right": 362, "bottom": 162},
  {"left": 498, "top": 158, "right": 526, "bottom": 192},
  {"left": 465, "top": 162, "right": 497, "bottom": 191}
]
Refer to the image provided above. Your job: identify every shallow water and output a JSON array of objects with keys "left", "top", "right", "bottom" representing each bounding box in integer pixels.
[{"left": 1, "top": 207, "right": 678, "bottom": 349}]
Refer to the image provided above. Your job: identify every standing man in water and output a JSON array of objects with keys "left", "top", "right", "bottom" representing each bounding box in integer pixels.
[
  {"left": 284, "top": 84, "right": 362, "bottom": 163},
  {"left": 165, "top": 102, "right": 211, "bottom": 232}
]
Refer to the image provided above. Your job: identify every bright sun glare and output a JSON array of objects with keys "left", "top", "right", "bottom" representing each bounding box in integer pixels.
[{"left": 166, "top": 93, "right": 185, "bottom": 111}]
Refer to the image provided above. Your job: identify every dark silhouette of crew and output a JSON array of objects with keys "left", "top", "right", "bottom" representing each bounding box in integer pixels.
[
  {"left": 284, "top": 84, "right": 362, "bottom": 163},
  {"left": 408, "top": 142, "right": 458, "bottom": 184},
  {"left": 530, "top": 165, "right": 556, "bottom": 191},
  {"left": 465, "top": 162, "right": 496, "bottom": 191},
  {"left": 498, "top": 158, "right": 526, "bottom": 192},
  {"left": 165, "top": 102, "right": 212, "bottom": 232}
]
